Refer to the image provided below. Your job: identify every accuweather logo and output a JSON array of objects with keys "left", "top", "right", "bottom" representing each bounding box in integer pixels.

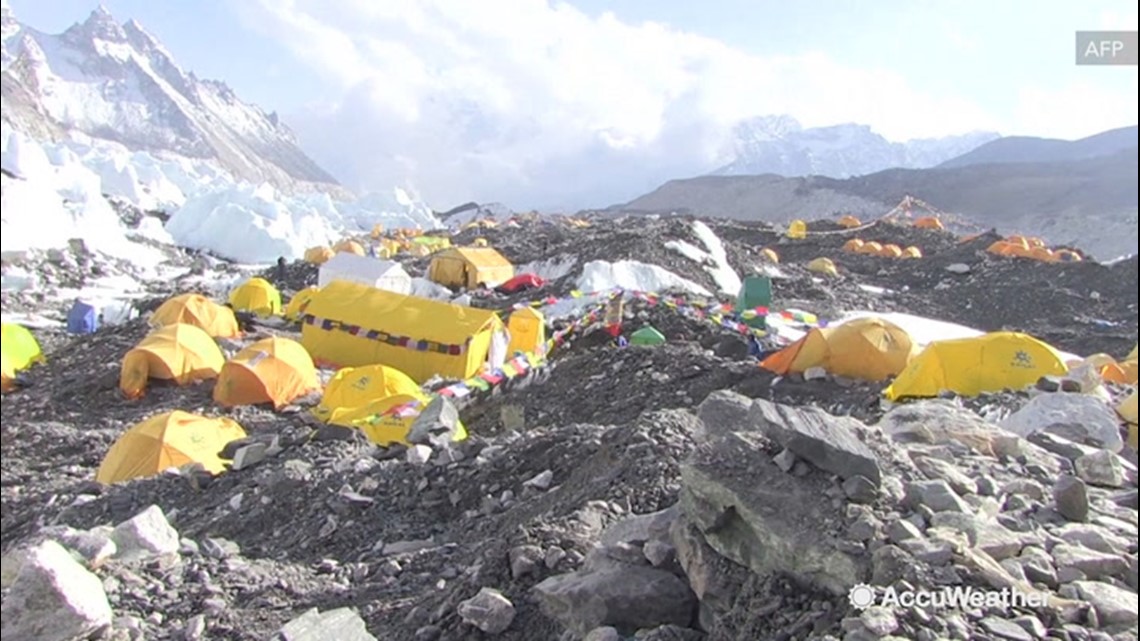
[{"left": 848, "top": 584, "right": 1049, "bottom": 610}]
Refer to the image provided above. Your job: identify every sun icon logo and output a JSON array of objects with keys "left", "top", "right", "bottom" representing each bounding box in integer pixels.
[{"left": 848, "top": 583, "right": 877, "bottom": 609}]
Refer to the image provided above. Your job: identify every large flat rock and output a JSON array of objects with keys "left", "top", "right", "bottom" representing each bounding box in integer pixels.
[{"left": 749, "top": 398, "right": 881, "bottom": 485}]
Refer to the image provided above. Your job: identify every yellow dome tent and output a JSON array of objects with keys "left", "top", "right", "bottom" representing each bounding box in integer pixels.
[
  {"left": 761, "top": 317, "right": 915, "bottom": 381},
  {"left": 151, "top": 294, "right": 241, "bottom": 338},
  {"left": 858, "top": 241, "right": 883, "bottom": 255},
  {"left": 1117, "top": 389, "right": 1136, "bottom": 450},
  {"left": 228, "top": 277, "right": 282, "bottom": 317},
  {"left": 304, "top": 246, "right": 335, "bottom": 265},
  {"left": 838, "top": 215, "right": 861, "bottom": 228},
  {"left": 333, "top": 239, "right": 366, "bottom": 256},
  {"left": 878, "top": 244, "right": 904, "bottom": 258},
  {"left": 759, "top": 248, "right": 779, "bottom": 263},
  {"left": 1127, "top": 344, "right": 1138, "bottom": 362},
  {"left": 95, "top": 411, "right": 247, "bottom": 485},
  {"left": 312, "top": 363, "right": 423, "bottom": 422},
  {"left": 786, "top": 220, "right": 807, "bottom": 239},
  {"left": 806, "top": 257, "right": 839, "bottom": 277},
  {"left": 507, "top": 307, "right": 546, "bottom": 356},
  {"left": 120, "top": 324, "right": 225, "bottom": 399},
  {"left": 1, "top": 323, "right": 45, "bottom": 390},
  {"left": 283, "top": 286, "right": 321, "bottom": 321},
  {"left": 337, "top": 393, "right": 468, "bottom": 447},
  {"left": 884, "top": 332, "right": 1068, "bottom": 401},
  {"left": 213, "top": 337, "right": 320, "bottom": 408},
  {"left": 901, "top": 246, "right": 923, "bottom": 259},
  {"left": 842, "top": 239, "right": 865, "bottom": 252}
]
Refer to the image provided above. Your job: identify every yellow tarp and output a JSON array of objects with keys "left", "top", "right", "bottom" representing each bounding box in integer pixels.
[
  {"left": 507, "top": 307, "right": 546, "bottom": 356},
  {"left": 301, "top": 280, "right": 504, "bottom": 383},
  {"left": 284, "top": 286, "right": 321, "bottom": 321},
  {"left": 428, "top": 247, "right": 515, "bottom": 289},
  {"left": 312, "top": 363, "right": 423, "bottom": 422},
  {"left": 228, "top": 277, "right": 281, "bottom": 317},
  {"left": 120, "top": 323, "right": 225, "bottom": 399},
  {"left": 150, "top": 294, "right": 241, "bottom": 338},
  {"left": 807, "top": 257, "right": 838, "bottom": 276},
  {"left": 761, "top": 317, "right": 916, "bottom": 381},
  {"left": 96, "top": 411, "right": 246, "bottom": 484},
  {"left": 885, "top": 332, "right": 1069, "bottom": 400},
  {"left": 214, "top": 337, "right": 319, "bottom": 408},
  {"left": 337, "top": 393, "right": 468, "bottom": 447}
]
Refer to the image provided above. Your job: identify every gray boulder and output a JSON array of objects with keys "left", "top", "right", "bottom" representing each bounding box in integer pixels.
[
  {"left": 1001, "top": 393, "right": 1123, "bottom": 453},
  {"left": 275, "top": 607, "right": 376, "bottom": 641},
  {"left": 457, "top": 587, "right": 516, "bottom": 634},
  {"left": 533, "top": 566, "right": 696, "bottom": 636},
  {"left": 695, "top": 390, "right": 755, "bottom": 442},
  {"left": 748, "top": 398, "right": 881, "bottom": 485},
  {"left": 406, "top": 396, "right": 462, "bottom": 446},
  {"left": 0, "top": 540, "right": 113, "bottom": 641}
]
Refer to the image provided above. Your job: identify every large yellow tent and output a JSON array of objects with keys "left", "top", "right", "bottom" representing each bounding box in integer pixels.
[
  {"left": 151, "top": 294, "right": 241, "bottom": 338},
  {"left": 283, "top": 286, "right": 321, "bottom": 321},
  {"left": 761, "top": 317, "right": 915, "bottom": 381},
  {"left": 507, "top": 307, "right": 546, "bottom": 356},
  {"left": 228, "top": 277, "right": 282, "bottom": 317},
  {"left": 301, "top": 280, "right": 506, "bottom": 383},
  {"left": 427, "top": 247, "right": 515, "bottom": 289},
  {"left": 120, "top": 324, "right": 225, "bottom": 399},
  {"left": 336, "top": 393, "right": 468, "bottom": 447},
  {"left": 304, "top": 246, "right": 335, "bottom": 265},
  {"left": 312, "top": 363, "right": 422, "bottom": 422},
  {"left": 1, "top": 323, "right": 45, "bottom": 390},
  {"left": 96, "top": 411, "right": 247, "bottom": 485},
  {"left": 884, "top": 332, "right": 1068, "bottom": 400},
  {"left": 213, "top": 337, "right": 319, "bottom": 408}
]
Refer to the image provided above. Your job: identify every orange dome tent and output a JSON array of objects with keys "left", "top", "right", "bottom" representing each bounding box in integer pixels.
[
  {"left": 150, "top": 294, "right": 241, "bottom": 338},
  {"left": 120, "top": 324, "right": 225, "bottom": 399},
  {"left": 1029, "top": 247, "right": 1057, "bottom": 263},
  {"left": 878, "top": 244, "right": 904, "bottom": 258},
  {"left": 761, "top": 317, "right": 916, "bottom": 381},
  {"left": 304, "top": 246, "right": 335, "bottom": 265},
  {"left": 913, "top": 217, "right": 944, "bottom": 230},
  {"left": 95, "top": 411, "right": 247, "bottom": 485},
  {"left": 333, "top": 239, "right": 366, "bottom": 256},
  {"left": 901, "top": 246, "right": 923, "bottom": 259},
  {"left": 838, "top": 215, "right": 862, "bottom": 228},
  {"left": 213, "top": 337, "right": 320, "bottom": 408},
  {"left": 842, "top": 239, "right": 865, "bottom": 252},
  {"left": 858, "top": 241, "right": 884, "bottom": 255},
  {"left": 1026, "top": 237, "right": 1046, "bottom": 249}
]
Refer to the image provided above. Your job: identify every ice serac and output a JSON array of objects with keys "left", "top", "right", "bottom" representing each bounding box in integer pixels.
[{"left": 0, "top": 2, "right": 343, "bottom": 196}]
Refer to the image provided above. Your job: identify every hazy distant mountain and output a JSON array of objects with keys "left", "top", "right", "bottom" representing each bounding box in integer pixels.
[
  {"left": 938, "top": 125, "right": 1138, "bottom": 168},
  {"left": 714, "top": 115, "right": 1000, "bottom": 178},
  {"left": 622, "top": 146, "right": 1139, "bottom": 260}
]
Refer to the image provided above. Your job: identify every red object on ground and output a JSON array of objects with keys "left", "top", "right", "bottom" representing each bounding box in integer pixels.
[{"left": 498, "top": 274, "right": 546, "bottom": 293}]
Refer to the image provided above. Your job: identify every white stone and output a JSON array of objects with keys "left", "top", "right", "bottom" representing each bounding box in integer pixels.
[
  {"left": 1001, "top": 393, "right": 1123, "bottom": 452},
  {"left": 111, "top": 504, "right": 180, "bottom": 562},
  {"left": 0, "top": 540, "right": 113, "bottom": 641}
]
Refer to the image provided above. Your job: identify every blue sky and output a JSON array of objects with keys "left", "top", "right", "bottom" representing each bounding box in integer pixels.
[{"left": 8, "top": 0, "right": 1138, "bottom": 208}]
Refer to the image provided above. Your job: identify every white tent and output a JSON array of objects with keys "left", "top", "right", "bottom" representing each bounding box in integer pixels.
[{"left": 318, "top": 253, "right": 413, "bottom": 294}]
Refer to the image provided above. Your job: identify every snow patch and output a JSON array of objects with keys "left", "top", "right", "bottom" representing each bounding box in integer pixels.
[
  {"left": 664, "top": 221, "right": 741, "bottom": 296},
  {"left": 576, "top": 260, "right": 712, "bottom": 297},
  {"left": 516, "top": 255, "right": 577, "bottom": 282}
]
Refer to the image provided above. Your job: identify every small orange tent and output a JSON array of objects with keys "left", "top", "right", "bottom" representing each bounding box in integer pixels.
[
  {"left": 1055, "top": 249, "right": 1083, "bottom": 263},
  {"left": 842, "top": 239, "right": 865, "bottom": 252},
  {"left": 120, "top": 324, "right": 225, "bottom": 399},
  {"left": 213, "top": 337, "right": 319, "bottom": 408},
  {"left": 901, "top": 246, "right": 923, "bottom": 259},
  {"left": 858, "top": 241, "right": 884, "bottom": 255},
  {"left": 333, "top": 239, "right": 366, "bottom": 256},
  {"left": 150, "top": 294, "right": 241, "bottom": 338},
  {"left": 1029, "top": 247, "right": 1057, "bottom": 263},
  {"left": 304, "top": 246, "right": 335, "bottom": 265},
  {"left": 838, "top": 215, "right": 862, "bottom": 228},
  {"left": 914, "top": 217, "right": 944, "bottom": 230},
  {"left": 878, "top": 244, "right": 904, "bottom": 258},
  {"left": 1026, "top": 237, "right": 1046, "bottom": 249}
]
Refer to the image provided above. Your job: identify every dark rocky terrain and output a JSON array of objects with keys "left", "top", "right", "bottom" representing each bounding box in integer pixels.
[{"left": 1, "top": 214, "right": 1137, "bottom": 641}]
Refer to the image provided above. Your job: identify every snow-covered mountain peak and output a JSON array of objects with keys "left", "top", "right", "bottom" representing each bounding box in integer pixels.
[
  {"left": 716, "top": 114, "right": 1000, "bottom": 178},
  {"left": 1, "top": 3, "right": 343, "bottom": 195}
]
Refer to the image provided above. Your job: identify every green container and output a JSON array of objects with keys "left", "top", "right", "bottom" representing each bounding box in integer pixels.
[{"left": 735, "top": 276, "right": 772, "bottom": 329}]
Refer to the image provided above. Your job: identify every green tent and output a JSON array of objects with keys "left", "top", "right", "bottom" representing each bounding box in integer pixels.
[
  {"left": 735, "top": 275, "right": 772, "bottom": 330},
  {"left": 630, "top": 326, "right": 666, "bottom": 346}
]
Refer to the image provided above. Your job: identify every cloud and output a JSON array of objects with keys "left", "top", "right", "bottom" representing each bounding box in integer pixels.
[
  {"left": 237, "top": 0, "right": 1109, "bottom": 209},
  {"left": 1013, "top": 80, "right": 1139, "bottom": 140}
]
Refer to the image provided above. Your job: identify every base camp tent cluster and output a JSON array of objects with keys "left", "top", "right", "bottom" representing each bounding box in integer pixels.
[{"left": 842, "top": 239, "right": 923, "bottom": 259}]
